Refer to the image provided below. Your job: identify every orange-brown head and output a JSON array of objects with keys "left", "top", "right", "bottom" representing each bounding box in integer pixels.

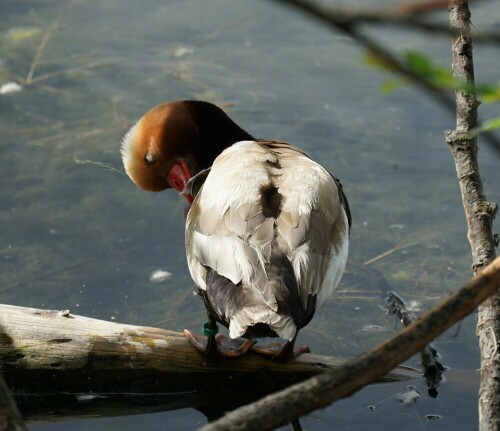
[
  {"left": 121, "top": 102, "right": 201, "bottom": 202},
  {"left": 121, "top": 100, "right": 254, "bottom": 203}
]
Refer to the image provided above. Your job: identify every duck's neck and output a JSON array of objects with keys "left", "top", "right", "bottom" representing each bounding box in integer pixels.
[{"left": 186, "top": 100, "right": 255, "bottom": 169}]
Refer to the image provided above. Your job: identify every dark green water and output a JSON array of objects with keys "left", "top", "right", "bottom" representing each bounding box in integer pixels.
[{"left": 1, "top": 0, "right": 499, "bottom": 429}]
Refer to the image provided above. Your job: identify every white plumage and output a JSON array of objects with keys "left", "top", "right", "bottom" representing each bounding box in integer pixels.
[{"left": 185, "top": 140, "right": 349, "bottom": 341}]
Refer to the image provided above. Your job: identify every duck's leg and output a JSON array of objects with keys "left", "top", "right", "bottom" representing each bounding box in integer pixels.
[
  {"left": 204, "top": 317, "right": 222, "bottom": 360},
  {"left": 251, "top": 332, "right": 310, "bottom": 363},
  {"left": 183, "top": 316, "right": 255, "bottom": 359}
]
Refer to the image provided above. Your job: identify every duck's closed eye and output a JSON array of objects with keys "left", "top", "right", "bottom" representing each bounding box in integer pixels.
[{"left": 144, "top": 153, "right": 155, "bottom": 165}]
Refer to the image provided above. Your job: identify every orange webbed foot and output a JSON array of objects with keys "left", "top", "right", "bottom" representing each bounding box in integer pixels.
[
  {"left": 251, "top": 339, "right": 310, "bottom": 363},
  {"left": 183, "top": 329, "right": 255, "bottom": 359}
]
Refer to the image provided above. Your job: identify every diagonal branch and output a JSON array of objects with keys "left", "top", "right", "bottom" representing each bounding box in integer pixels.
[
  {"left": 287, "top": 1, "right": 500, "bottom": 43},
  {"left": 199, "top": 257, "right": 500, "bottom": 431}
]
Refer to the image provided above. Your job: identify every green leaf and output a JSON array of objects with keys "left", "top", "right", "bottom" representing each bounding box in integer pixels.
[
  {"left": 380, "top": 79, "right": 405, "bottom": 95},
  {"left": 362, "top": 53, "right": 397, "bottom": 72},
  {"left": 479, "top": 118, "right": 500, "bottom": 132},
  {"left": 364, "top": 49, "right": 500, "bottom": 105},
  {"left": 468, "top": 117, "right": 500, "bottom": 137},
  {"left": 403, "top": 50, "right": 454, "bottom": 88},
  {"left": 476, "top": 83, "right": 500, "bottom": 103},
  {"left": 404, "top": 51, "right": 434, "bottom": 75}
]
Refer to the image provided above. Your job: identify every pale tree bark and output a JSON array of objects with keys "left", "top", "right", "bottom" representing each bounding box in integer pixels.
[
  {"left": 445, "top": 2, "right": 499, "bottom": 430},
  {"left": 0, "top": 304, "right": 417, "bottom": 395},
  {"left": 0, "top": 303, "right": 418, "bottom": 426}
]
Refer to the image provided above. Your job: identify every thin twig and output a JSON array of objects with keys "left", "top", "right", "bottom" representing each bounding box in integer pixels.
[
  {"left": 25, "top": 10, "right": 65, "bottom": 84},
  {"left": 74, "top": 157, "right": 126, "bottom": 176},
  {"left": 270, "top": 0, "right": 500, "bottom": 154},
  {"left": 25, "top": 0, "right": 81, "bottom": 84},
  {"left": 28, "top": 69, "right": 78, "bottom": 84},
  {"left": 363, "top": 241, "right": 419, "bottom": 265},
  {"left": 272, "top": 0, "right": 500, "bottom": 43}
]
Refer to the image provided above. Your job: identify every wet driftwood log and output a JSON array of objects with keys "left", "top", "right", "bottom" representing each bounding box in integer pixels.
[
  {"left": 0, "top": 304, "right": 418, "bottom": 397},
  {"left": 0, "top": 303, "right": 419, "bottom": 424}
]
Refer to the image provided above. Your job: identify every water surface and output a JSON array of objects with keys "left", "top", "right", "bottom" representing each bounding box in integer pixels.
[{"left": 1, "top": 0, "right": 499, "bottom": 430}]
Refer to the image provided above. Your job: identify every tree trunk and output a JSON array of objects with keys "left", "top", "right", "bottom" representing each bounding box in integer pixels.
[{"left": 446, "top": 2, "right": 499, "bottom": 430}]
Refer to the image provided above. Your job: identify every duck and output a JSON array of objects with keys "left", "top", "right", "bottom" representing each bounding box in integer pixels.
[{"left": 121, "top": 100, "right": 351, "bottom": 362}]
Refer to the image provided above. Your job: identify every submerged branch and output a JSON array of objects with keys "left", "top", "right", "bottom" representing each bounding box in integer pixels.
[
  {"left": 25, "top": 0, "right": 80, "bottom": 84},
  {"left": 25, "top": 11, "right": 65, "bottom": 84},
  {"left": 387, "top": 292, "right": 444, "bottom": 397}
]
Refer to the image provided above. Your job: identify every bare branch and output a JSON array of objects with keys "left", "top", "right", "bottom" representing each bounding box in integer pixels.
[
  {"left": 445, "top": 1, "right": 499, "bottom": 429},
  {"left": 446, "top": 1, "right": 498, "bottom": 272},
  {"left": 272, "top": 0, "right": 500, "bottom": 43}
]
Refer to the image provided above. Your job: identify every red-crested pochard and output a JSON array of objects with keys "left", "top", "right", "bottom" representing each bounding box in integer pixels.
[{"left": 121, "top": 101, "right": 351, "bottom": 362}]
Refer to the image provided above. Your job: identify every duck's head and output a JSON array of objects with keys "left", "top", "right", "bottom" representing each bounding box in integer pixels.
[
  {"left": 121, "top": 101, "right": 201, "bottom": 203},
  {"left": 121, "top": 100, "right": 254, "bottom": 204}
]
